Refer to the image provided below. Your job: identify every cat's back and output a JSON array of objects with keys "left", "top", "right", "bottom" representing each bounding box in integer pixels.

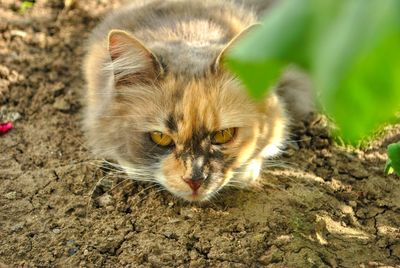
[{"left": 89, "top": 0, "right": 257, "bottom": 75}]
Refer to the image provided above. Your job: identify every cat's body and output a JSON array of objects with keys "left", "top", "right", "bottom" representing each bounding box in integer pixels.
[{"left": 83, "top": 0, "right": 313, "bottom": 201}]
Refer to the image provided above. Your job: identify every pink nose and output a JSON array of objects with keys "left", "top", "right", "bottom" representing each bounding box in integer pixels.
[{"left": 184, "top": 179, "right": 202, "bottom": 191}]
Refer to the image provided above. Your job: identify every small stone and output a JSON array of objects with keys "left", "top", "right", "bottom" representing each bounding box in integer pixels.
[
  {"left": 10, "top": 30, "right": 27, "bottom": 38},
  {"left": 315, "top": 219, "right": 328, "bottom": 245},
  {"left": 97, "top": 194, "right": 114, "bottom": 208},
  {"left": 105, "top": 205, "right": 115, "bottom": 212},
  {"left": 168, "top": 202, "right": 174, "bottom": 207},
  {"left": 4, "top": 191, "right": 17, "bottom": 200},
  {"left": 272, "top": 235, "right": 293, "bottom": 246},
  {"left": 168, "top": 218, "right": 180, "bottom": 224},
  {"left": 9, "top": 112, "right": 22, "bottom": 122},
  {"left": 52, "top": 228, "right": 61, "bottom": 234},
  {"left": 162, "top": 231, "right": 174, "bottom": 238},
  {"left": 189, "top": 250, "right": 198, "bottom": 260},
  {"left": 83, "top": 249, "right": 89, "bottom": 256},
  {"left": 68, "top": 247, "right": 79, "bottom": 256},
  {"left": 0, "top": 106, "right": 22, "bottom": 122},
  {"left": 0, "top": 65, "right": 10, "bottom": 77},
  {"left": 11, "top": 222, "right": 24, "bottom": 232},
  {"left": 53, "top": 98, "right": 71, "bottom": 111},
  {"left": 348, "top": 201, "right": 357, "bottom": 208}
]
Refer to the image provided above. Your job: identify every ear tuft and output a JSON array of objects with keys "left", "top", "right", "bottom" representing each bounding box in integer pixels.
[{"left": 107, "top": 30, "right": 163, "bottom": 86}]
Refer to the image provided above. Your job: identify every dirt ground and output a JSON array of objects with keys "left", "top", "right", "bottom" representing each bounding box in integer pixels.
[{"left": 1, "top": 1, "right": 399, "bottom": 267}]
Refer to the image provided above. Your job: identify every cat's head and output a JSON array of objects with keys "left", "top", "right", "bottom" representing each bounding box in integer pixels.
[{"left": 85, "top": 30, "right": 288, "bottom": 201}]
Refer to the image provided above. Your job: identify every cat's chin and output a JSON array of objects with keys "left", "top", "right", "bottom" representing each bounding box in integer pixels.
[{"left": 176, "top": 192, "right": 212, "bottom": 202}]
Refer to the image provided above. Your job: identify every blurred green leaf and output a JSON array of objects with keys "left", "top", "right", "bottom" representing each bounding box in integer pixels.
[
  {"left": 386, "top": 143, "right": 400, "bottom": 176},
  {"left": 226, "top": 0, "right": 312, "bottom": 98},
  {"left": 314, "top": 0, "right": 400, "bottom": 143},
  {"left": 19, "top": 1, "right": 35, "bottom": 13},
  {"left": 226, "top": 0, "right": 400, "bottom": 143}
]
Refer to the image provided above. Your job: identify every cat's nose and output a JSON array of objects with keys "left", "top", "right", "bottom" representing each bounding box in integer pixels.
[{"left": 184, "top": 178, "right": 202, "bottom": 191}]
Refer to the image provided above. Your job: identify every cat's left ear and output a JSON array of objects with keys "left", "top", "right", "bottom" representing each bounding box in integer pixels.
[{"left": 213, "top": 24, "right": 261, "bottom": 71}]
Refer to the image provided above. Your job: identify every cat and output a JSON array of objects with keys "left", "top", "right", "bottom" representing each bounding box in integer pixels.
[{"left": 83, "top": 0, "right": 313, "bottom": 202}]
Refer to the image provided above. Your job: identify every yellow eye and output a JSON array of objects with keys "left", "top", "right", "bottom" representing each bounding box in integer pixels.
[
  {"left": 150, "top": 131, "right": 174, "bottom": 147},
  {"left": 211, "top": 128, "right": 236, "bottom": 145}
]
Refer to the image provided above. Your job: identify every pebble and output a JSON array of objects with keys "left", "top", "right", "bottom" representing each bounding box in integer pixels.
[
  {"left": 348, "top": 201, "right": 357, "bottom": 208},
  {"left": 163, "top": 231, "right": 174, "bottom": 238},
  {"left": 52, "top": 228, "right": 61, "bottom": 234},
  {"left": 68, "top": 247, "right": 79, "bottom": 256},
  {"left": 53, "top": 98, "right": 71, "bottom": 112},
  {"left": 0, "top": 107, "right": 22, "bottom": 122},
  {"left": 97, "top": 194, "right": 114, "bottom": 208},
  {"left": 4, "top": 191, "right": 17, "bottom": 200},
  {"left": 10, "top": 30, "right": 27, "bottom": 38},
  {"left": 0, "top": 65, "right": 10, "bottom": 77},
  {"left": 11, "top": 222, "right": 24, "bottom": 232},
  {"left": 168, "top": 218, "right": 181, "bottom": 224},
  {"left": 66, "top": 240, "right": 80, "bottom": 256}
]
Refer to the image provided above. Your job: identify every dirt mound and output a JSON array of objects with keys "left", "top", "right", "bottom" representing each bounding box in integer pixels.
[{"left": 1, "top": 1, "right": 399, "bottom": 267}]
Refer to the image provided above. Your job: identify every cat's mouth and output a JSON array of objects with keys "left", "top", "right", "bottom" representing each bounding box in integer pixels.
[{"left": 170, "top": 176, "right": 230, "bottom": 202}]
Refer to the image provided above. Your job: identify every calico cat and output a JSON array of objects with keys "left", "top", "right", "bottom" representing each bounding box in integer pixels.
[{"left": 83, "top": 0, "right": 313, "bottom": 202}]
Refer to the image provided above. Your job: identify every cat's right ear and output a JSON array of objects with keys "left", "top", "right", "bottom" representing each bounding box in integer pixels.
[{"left": 107, "top": 30, "right": 164, "bottom": 86}]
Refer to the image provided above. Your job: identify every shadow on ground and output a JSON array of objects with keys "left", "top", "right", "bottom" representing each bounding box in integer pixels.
[{"left": 0, "top": 1, "right": 399, "bottom": 267}]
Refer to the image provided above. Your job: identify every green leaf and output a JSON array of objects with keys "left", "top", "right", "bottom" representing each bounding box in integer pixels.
[
  {"left": 19, "top": 1, "right": 35, "bottom": 13},
  {"left": 314, "top": 0, "right": 400, "bottom": 143},
  {"left": 226, "top": 0, "right": 312, "bottom": 99},
  {"left": 384, "top": 160, "right": 394, "bottom": 175},
  {"left": 387, "top": 142, "right": 400, "bottom": 176},
  {"left": 226, "top": 0, "right": 400, "bottom": 144}
]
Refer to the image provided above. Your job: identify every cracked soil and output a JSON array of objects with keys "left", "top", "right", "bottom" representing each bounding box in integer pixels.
[{"left": 1, "top": 1, "right": 399, "bottom": 267}]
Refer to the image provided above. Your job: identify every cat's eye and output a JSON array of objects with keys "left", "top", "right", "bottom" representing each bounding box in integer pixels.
[
  {"left": 150, "top": 131, "right": 174, "bottom": 147},
  {"left": 211, "top": 128, "right": 236, "bottom": 145}
]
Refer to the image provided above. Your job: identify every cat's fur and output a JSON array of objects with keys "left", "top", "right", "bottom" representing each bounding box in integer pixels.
[{"left": 83, "top": 0, "right": 313, "bottom": 201}]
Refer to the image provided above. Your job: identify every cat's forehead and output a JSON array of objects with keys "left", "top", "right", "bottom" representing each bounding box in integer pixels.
[
  {"left": 162, "top": 77, "right": 221, "bottom": 140},
  {"left": 166, "top": 97, "right": 218, "bottom": 143},
  {"left": 159, "top": 74, "right": 258, "bottom": 143}
]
